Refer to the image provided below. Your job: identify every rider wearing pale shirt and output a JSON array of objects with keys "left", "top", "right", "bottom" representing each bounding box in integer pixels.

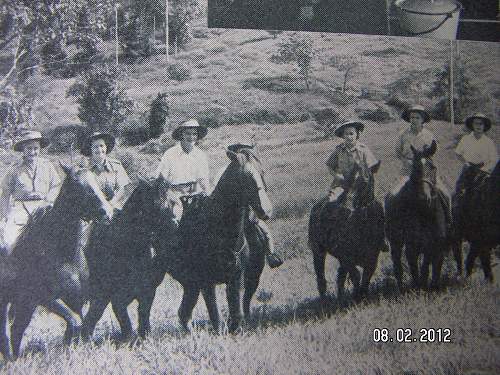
[
  {"left": 389, "top": 105, "right": 452, "bottom": 226},
  {"left": 155, "top": 119, "right": 210, "bottom": 221},
  {"left": 455, "top": 113, "right": 498, "bottom": 190},
  {"left": 0, "top": 130, "right": 61, "bottom": 254}
]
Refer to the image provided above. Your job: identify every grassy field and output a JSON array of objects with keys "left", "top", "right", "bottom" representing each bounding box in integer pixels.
[{"left": 0, "top": 26, "right": 499, "bottom": 374}]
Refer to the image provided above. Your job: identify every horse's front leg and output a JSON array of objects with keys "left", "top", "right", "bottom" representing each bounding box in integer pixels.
[
  {"left": 336, "top": 265, "right": 348, "bottom": 303},
  {"left": 111, "top": 299, "right": 133, "bottom": 341},
  {"left": 465, "top": 242, "right": 480, "bottom": 278},
  {"left": 313, "top": 247, "right": 328, "bottom": 299},
  {"left": 178, "top": 285, "right": 200, "bottom": 332},
  {"left": 0, "top": 299, "right": 11, "bottom": 360},
  {"left": 389, "top": 235, "right": 404, "bottom": 291},
  {"left": 226, "top": 277, "right": 242, "bottom": 333},
  {"left": 201, "top": 286, "right": 220, "bottom": 333},
  {"left": 43, "top": 299, "right": 82, "bottom": 344},
  {"left": 430, "top": 251, "right": 444, "bottom": 290},
  {"left": 478, "top": 245, "right": 494, "bottom": 283},
  {"left": 405, "top": 244, "right": 420, "bottom": 289},
  {"left": 138, "top": 288, "right": 157, "bottom": 338},
  {"left": 9, "top": 301, "right": 36, "bottom": 359},
  {"left": 451, "top": 237, "right": 463, "bottom": 278}
]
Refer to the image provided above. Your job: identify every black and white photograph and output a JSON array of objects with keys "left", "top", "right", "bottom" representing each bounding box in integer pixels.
[
  {"left": 0, "top": 0, "right": 499, "bottom": 373},
  {"left": 208, "top": 0, "right": 500, "bottom": 42}
]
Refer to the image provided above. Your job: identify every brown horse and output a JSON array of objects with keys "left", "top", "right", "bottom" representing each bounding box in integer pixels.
[
  {"left": 0, "top": 166, "right": 113, "bottom": 359},
  {"left": 309, "top": 160, "right": 384, "bottom": 301},
  {"left": 385, "top": 141, "right": 450, "bottom": 290},
  {"left": 158, "top": 150, "right": 273, "bottom": 333},
  {"left": 453, "top": 160, "right": 500, "bottom": 282}
]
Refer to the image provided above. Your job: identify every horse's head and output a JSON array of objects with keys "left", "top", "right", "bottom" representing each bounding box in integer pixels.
[
  {"left": 59, "top": 164, "right": 115, "bottom": 222},
  {"left": 223, "top": 149, "right": 273, "bottom": 220},
  {"left": 409, "top": 140, "right": 437, "bottom": 206},
  {"left": 342, "top": 160, "right": 380, "bottom": 209},
  {"left": 152, "top": 174, "right": 183, "bottom": 227}
]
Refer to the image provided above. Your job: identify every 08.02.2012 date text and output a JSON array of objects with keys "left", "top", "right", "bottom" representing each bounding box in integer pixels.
[{"left": 372, "top": 328, "right": 452, "bottom": 343}]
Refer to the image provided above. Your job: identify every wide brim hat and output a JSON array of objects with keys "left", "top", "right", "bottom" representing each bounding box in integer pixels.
[
  {"left": 464, "top": 113, "right": 492, "bottom": 131},
  {"left": 401, "top": 105, "right": 431, "bottom": 123},
  {"left": 80, "top": 132, "right": 116, "bottom": 157},
  {"left": 227, "top": 141, "right": 255, "bottom": 153},
  {"left": 172, "top": 119, "right": 208, "bottom": 141},
  {"left": 333, "top": 121, "right": 365, "bottom": 138},
  {"left": 13, "top": 130, "right": 50, "bottom": 152}
]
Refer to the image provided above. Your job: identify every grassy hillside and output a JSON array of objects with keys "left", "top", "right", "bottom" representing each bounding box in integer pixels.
[{"left": 0, "top": 26, "right": 499, "bottom": 374}]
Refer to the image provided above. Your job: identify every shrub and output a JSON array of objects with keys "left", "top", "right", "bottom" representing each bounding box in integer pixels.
[
  {"left": 47, "top": 125, "right": 87, "bottom": 154},
  {"left": 66, "top": 64, "right": 134, "bottom": 134},
  {"left": 148, "top": 93, "right": 169, "bottom": 139},
  {"left": 167, "top": 62, "right": 192, "bottom": 82}
]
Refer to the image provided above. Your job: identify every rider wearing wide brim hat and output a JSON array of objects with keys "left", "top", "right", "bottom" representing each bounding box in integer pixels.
[
  {"left": 401, "top": 104, "right": 431, "bottom": 124},
  {"left": 171, "top": 119, "right": 208, "bottom": 141},
  {"left": 80, "top": 132, "right": 116, "bottom": 157},
  {"left": 332, "top": 121, "right": 365, "bottom": 138},
  {"left": 1, "top": 130, "right": 60, "bottom": 255},
  {"left": 464, "top": 113, "right": 492, "bottom": 132},
  {"left": 12, "top": 130, "right": 50, "bottom": 152}
]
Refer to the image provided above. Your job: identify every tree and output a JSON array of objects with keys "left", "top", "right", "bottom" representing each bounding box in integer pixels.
[
  {"left": 428, "top": 56, "right": 479, "bottom": 122},
  {"left": 271, "top": 35, "right": 315, "bottom": 90},
  {"left": 148, "top": 93, "right": 169, "bottom": 139},
  {"left": 121, "top": 13, "right": 151, "bottom": 60},
  {"left": 66, "top": 64, "right": 134, "bottom": 134},
  {"left": 328, "top": 55, "right": 361, "bottom": 93}
]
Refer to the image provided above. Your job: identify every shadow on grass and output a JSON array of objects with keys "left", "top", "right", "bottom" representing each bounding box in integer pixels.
[{"left": 238, "top": 36, "right": 273, "bottom": 46}]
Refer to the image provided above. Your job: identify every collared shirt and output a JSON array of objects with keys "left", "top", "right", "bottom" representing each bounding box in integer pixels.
[
  {"left": 155, "top": 143, "right": 209, "bottom": 195},
  {"left": 326, "top": 141, "right": 378, "bottom": 180},
  {"left": 88, "top": 157, "right": 131, "bottom": 201},
  {"left": 455, "top": 133, "right": 498, "bottom": 172},
  {"left": 0, "top": 158, "right": 61, "bottom": 219},
  {"left": 396, "top": 127, "right": 437, "bottom": 175}
]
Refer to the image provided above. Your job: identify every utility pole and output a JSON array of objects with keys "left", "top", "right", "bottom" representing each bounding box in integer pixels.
[
  {"left": 165, "top": 0, "right": 169, "bottom": 62},
  {"left": 449, "top": 39, "right": 455, "bottom": 129},
  {"left": 115, "top": 3, "right": 119, "bottom": 66}
]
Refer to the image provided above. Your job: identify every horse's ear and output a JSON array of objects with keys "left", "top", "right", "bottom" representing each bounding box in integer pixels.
[
  {"left": 370, "top": 160, "right": 381, "bottom": 174},
  {"left": 428, "top": 140, "right": 437, "bottom": 156},
  {"left": 59, "top": 162, "right": 74, "bottom": 176}
]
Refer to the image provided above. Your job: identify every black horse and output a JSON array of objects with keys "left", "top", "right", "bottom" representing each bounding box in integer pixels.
[
  {"left": 0, "top": 166, "right": 113, "bottom": 359},
  {"left": 158, "top": 149, "right": 273, "bottom": 333},
  {"left": 309, "top": 160, "right": 385, "bottom": 301},
  {"left": 453, "top": 160, "right": 500, "bottom": 282},
  {"left": 385, "top": 141, "right": 450, "bottom": 290},
  {"left": 79, "top": 177, "right": 178, "bottom": 340}
]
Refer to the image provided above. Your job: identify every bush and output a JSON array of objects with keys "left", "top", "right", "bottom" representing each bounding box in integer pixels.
[
  {"left": 148, "top": 93, "right": 169, "bottom": 139},
  {"left": 167, "top": 63, "right": 192, "bottom": 82},
  {"left": 47, "top": 125, "right": 87, "bottom": 154},
  {"left": 386, "top": 96, "right": 411, "bottom": 112},
  {"left": 66, "top": 64, "right": 134, "bottom": 133},
  {"left": 140, "top": 137, "right": 175, "bottom": 155}
]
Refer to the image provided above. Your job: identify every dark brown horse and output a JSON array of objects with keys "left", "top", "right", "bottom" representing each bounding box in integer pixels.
[
  {"left": 158, "top": 150, "right": 273, "bottom": 333},
  {"left": 78, "top": 177, "right": 179, "bottom": 340},
  {"left": 0, "top": 166, "right": 113, "bottom": 359},
  {"left": 385, "top": 141, "right": 450, "bottom": 290},
  {"left": 309, "top": 160, "right": 384, "bottom": 301},
  {"left": 453, "top": 160, "right": 500, "bottom": 282}
]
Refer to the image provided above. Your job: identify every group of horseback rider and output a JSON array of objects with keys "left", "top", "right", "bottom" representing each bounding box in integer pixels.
[
  {"left": 0, "top": 119, "right": 284, "bottom": 268},
  {"left": 0, "top": 105, "right": 497, "bottom": 263}
]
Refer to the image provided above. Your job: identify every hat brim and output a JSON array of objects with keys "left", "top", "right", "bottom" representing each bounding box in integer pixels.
[
  {"left": 334, "top": 122, "right": 365, "bottom": 138},
  {"left": 172, "top": 126, "right": 208, "bottom": 141},
  {"left": 81, "top": 133, "right": 116, "bottom": 156},
  {"left": 227, "top": 143, "right": 254, "bottom": 153},
  {"left": 465, "top": 116, "right": 492, "bottom": 132},
  {"left": 13, "top": 137, "right": 50, "bottom": 152},
  {"left": 401, "top": 109, "right": 431, "bottom": 123}
]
